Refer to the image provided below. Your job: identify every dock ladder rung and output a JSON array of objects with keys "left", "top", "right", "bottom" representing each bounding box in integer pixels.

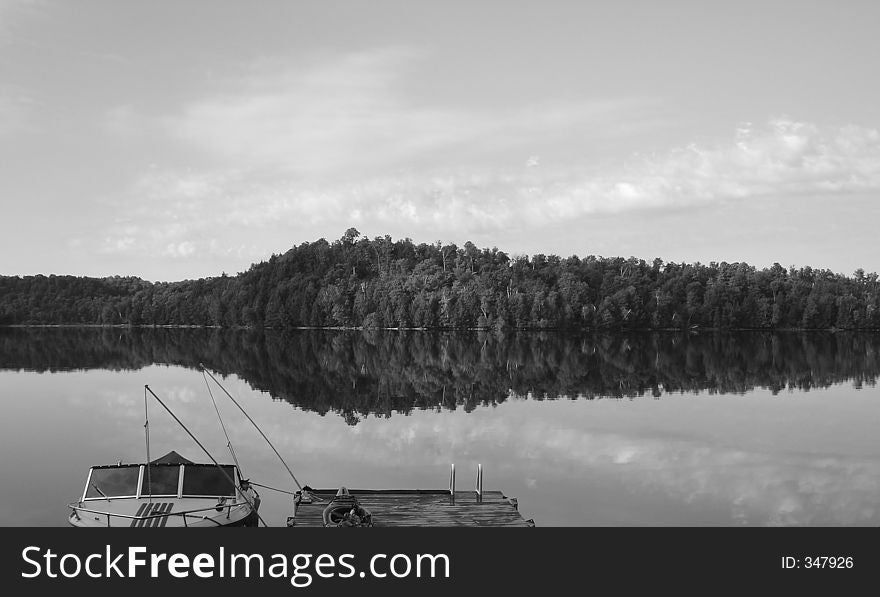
[{"left": 475, "top": 463, "right": 483, "bottom": 501}]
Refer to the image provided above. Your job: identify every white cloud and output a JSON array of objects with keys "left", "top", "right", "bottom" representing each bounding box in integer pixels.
[
  {"left": 103, "top": 236, "right": 136, "bottom": 253},
  {"left": 164, "top": 241, "right": 196, "bottom": 258},
  {"left": 632, "top": 118, "right": 880, "bottom": 202},
  {"left": 165, "top": 48, "right": 657, "bottom": 178},
  {"left": 92, "top": 118, "right": 880, "bottom": 266}
]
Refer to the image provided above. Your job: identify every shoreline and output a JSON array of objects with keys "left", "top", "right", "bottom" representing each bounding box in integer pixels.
[{"left": 2, "top": 323, "right": 878, "bottom": 333}]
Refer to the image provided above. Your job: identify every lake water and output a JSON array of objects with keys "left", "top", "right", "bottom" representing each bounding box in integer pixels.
[{"left": 1, "top": 327, "right": 879, "bottom": 526}]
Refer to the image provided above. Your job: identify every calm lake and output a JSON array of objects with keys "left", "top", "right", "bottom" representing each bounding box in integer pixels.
[{"left": 1, "top": 327, "right": 879, "bottom": 526}]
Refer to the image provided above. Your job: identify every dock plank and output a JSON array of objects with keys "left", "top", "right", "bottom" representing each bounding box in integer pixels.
[{"left": 289, "top": 490, "right": 534, "bottom": 527}]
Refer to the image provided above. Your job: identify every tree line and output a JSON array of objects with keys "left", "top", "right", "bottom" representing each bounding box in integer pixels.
[{"left": 2, "top": 228, "right": 880, "bottom": 330}]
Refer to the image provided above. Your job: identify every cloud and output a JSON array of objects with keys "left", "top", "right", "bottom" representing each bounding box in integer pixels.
[
  {"left": 90, "top": 117, "right": 880, "bottom": 266},
  {"left": 165, "top": 48, "right": 657, "bottom": 178},
  {"left": 634, "top": 118, "right": 880, "bottom": 202},
  {"left": 95, "top": 169, "right": 293, "bottom": 268},
  {"left": 164, "top": 241, "right": 196, "bottom": 258}
]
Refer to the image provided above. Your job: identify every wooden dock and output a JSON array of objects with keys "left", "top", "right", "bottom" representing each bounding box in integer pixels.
[{"left": 287, "top": 489, "right": 535, "bottom": 527}]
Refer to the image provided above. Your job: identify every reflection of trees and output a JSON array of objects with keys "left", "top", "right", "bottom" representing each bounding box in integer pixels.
[{"left": 2, "top": 328, "right": 878, "bottom": 424}]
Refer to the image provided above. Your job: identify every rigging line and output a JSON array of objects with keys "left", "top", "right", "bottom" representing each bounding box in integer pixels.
[
  {"left": 247, "top": 482, "right": 297, "bottom": 496},
  {"left": 248, "top": 481, "right": 323, "bottom": 499},
  {"left": 144, "top": 385, "right": 269, "bottom": 528},
  {"left": 144, "top": 387, "right": 152, "bottom": 504},
  {"left": 202, "top": 370, "right": 242, "bottom": 473},
  {"left": 200, "top": 364, "right": 303, "bottom": 492}
]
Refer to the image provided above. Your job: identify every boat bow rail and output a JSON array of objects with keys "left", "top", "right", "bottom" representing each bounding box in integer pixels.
[{"left": 68, "top": 498, "right": 258, "bottom": 527}]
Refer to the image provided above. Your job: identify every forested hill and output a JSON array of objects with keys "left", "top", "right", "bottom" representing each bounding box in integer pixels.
[{"left": 1, "top": 229, "right": 879, "bottom": 330}]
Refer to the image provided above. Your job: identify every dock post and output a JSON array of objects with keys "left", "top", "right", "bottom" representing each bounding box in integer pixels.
[
  {"left": 449, "top": 463, "right": 456, "bottom": 503},
  {"left": 475, "top": 463, "right": 483, "bottom": 502}
]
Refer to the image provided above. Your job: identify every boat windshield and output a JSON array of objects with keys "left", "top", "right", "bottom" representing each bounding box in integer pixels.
[
  {"left": 182, "top": 465, "right": 237, "bottom": 497},
  {"left": 82, "top": 463, "right": 238, "bottom": 499},
  {"left": 140, "top": 465, "right": 180, "bottom": 496},
  {"left": 85, "top": 466, "right": 140, "bottom": 499}
]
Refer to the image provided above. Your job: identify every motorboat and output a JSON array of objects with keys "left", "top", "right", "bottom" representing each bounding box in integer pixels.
[{"left": 68, "top": 450, "right": 260, "bottom": 527}]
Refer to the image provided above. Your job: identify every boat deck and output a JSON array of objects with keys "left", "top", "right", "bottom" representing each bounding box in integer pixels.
[{"left": 288, "top": 489, "right": 535, "bottom": 527}]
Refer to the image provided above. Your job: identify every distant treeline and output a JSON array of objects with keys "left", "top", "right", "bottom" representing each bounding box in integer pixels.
[
  {"left": 2, "top": 328, "right": 877, "bottom": 424},
  {"left": 2, "top": 229, "right": 880, "bottom": 330}
]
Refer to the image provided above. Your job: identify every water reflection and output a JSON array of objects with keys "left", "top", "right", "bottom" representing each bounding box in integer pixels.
[
  {"left": 1, "top": 328, "right": 878, "bottom": 422},
  {"left": 1, "top": 328, "right": 879, "bottom": 526}
]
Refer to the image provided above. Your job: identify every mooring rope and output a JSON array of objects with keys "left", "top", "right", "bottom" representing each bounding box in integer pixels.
[{"left": 248, "top": 481, "right": 302, "bottom": 497}]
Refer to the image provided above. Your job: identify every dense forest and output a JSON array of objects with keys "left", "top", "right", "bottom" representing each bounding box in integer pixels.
[
  {"left": 2, "top": 328, "right": 877, "bottom": 424},
  {"left": 2, "top": 229, "right": 879, "bottom": 330}
]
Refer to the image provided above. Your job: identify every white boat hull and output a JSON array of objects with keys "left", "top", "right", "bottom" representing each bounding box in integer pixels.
[{"left": 68, "top": 491, "right": 260, "bottom": 527}]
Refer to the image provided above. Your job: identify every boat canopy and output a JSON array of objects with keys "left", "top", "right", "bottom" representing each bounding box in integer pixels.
[{"left": 150, "top": 451, "right": 194, "bottom": 465}]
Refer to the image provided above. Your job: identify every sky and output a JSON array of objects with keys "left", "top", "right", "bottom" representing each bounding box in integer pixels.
[{"left": 1, "top": 0, "right": 878, "bottom": 281}]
